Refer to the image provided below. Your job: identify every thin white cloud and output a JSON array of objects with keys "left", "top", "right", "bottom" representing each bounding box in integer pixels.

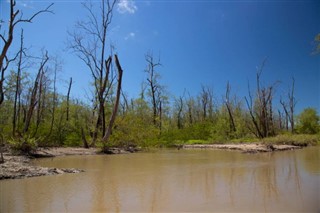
[
  {"left": 124, "top": 32, "right": 135, "bottom": 40},
  {"left": 117, "top": 0, "right": 137, "bottom": 14},
  {"left": 17, "top": 0, "right": 35, "bottom": 9}
]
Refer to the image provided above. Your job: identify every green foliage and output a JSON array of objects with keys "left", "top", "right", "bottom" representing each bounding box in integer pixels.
[
  {"left": 185, "top": 139, "right": 210, "bottom": 145},
  {"left": 262, "top": 134, "right": 319, "bottom": 146},
  {"left": 296, "top": 108, "right": 320, "bottom": 134},
  {"left": 108, "top": 102, "right": 160, "bottom": 148},
  {"left": 1, "top": 63, "right": 319, "bottom": 149},
  {"left": 8, "top": 135, "right": 39, "bottom": 154}
]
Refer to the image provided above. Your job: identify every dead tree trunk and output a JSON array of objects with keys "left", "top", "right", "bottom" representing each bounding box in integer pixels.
[
  {"left": 91, "top": 56, "right": 112, "bottom": 145},
  {"left": 176, "top": 95, "right": 184, "bottom": 129},
  {"left": 23, "top": 53, "right": 49, "bottom": 133},
  {"left": 81, "top": 127, "right": 89, "bottom": 149},
  {"left": 159, "top": 100, "right": 162, "bottom": 134},
  {"left": 66, "top": 77, "right": 72, "bottom": 121},
  {"left": 245, "top": 95, "right": 263, "bottom": 138},
  {"left": 245, "top": 60, "right": 276, "bottom": 138},
  {"left": 225, "top": 82, "right": 236, "bottom": 133},
  {"left": 48, "top": 61, "right": 58, "bottom": 139},
  {"left": 33, "top": 69, "right": 44, "bottom": 137},
  {"left": 13, "top": 29, "right": 24, "bottom": 136},
  {"left": 102, "top": 54, "right": 123, "bottom": 144},
  {"left": 289, "top": 77, "right": 296, "bottom": 133},
  {"left": 186, "top": 94, "right": 194, "bottom": 125},
  {"left": 145, "top": 53, "right": 162, "bottom": 126},
  {"left": 278, "top": 110, "right": 282, "bottom": 130},
  {"left": 280, "top": 97, "right": 290, "bottom": 132}
]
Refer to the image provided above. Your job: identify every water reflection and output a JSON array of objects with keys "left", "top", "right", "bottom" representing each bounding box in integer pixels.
[{"left": 1, "top": 147, "right": 319, "bottom": 212}]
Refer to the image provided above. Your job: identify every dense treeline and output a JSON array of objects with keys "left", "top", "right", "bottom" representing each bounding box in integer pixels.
[
  {"left": 0, "top": 0, "right": 319, "bottom": 154},
  {"left": 0, "top": 54, "right": 319, "bottom": 149}
]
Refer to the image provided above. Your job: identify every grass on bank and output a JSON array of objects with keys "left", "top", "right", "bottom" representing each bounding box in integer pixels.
[{"left": 261, "top": 134, "right": 320, "bottom": 146}]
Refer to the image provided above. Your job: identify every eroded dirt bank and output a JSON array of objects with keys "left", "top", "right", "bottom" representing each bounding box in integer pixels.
[
  {"left": 0, "top": 147, "right": 97, "bottom": 180},
  {"left": 0, "top": 154, "right": 84, "bottom": 180},
  {"left": 0, "top": 147, "right": 138, "bottom": 180}
]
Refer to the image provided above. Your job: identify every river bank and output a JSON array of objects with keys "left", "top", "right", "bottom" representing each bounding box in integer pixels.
[
  {"left": 0, "top": 147, "right": 138, "bottom": 180},
  {"left": 0, "top": 147, "right": 98, "bottom": 180},
  {"left": 182, "top": 143, "right": 303, "bottom": 153},
  {"left": 0, "top": 143, "right": 308, "bottom": 180}
]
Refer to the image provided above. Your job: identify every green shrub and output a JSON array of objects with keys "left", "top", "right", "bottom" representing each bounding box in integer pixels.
[
  {"left": 262, "top": 134, "right": 319, "bottom": 146},
  {"left": 8, "top": 135, "right": 40, "bottom": 154}
]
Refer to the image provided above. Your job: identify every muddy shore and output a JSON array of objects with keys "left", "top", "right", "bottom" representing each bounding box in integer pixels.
[
  {"left": 0, "top": 147, "right": 100, "bottom": 180},
  {"left": 0, "top": 144, "right": 304, "bottom": 180},
  {"left": 0, "top": 147, "right": 139, "bottom": 180},
  {"left": 182, "top": 143, "right": 303, "bottom": 153}
]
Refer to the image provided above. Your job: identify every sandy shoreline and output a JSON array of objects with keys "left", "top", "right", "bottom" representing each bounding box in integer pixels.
[{"left": 182, "top": 143, "right": 302, "bottom": 153}]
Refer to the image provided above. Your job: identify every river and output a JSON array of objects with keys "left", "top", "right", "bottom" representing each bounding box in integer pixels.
[{"left": 1, "top": 147, "right": 319, "bottom": 212}]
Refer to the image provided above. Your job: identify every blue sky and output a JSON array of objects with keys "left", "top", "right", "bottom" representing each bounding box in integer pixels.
[{"left": 1, "top": 0, "right": 319, "bottom": 113}]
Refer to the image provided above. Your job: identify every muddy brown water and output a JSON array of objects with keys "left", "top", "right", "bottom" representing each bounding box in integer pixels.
[{"left": 1, "top": 147, "right": 319, "bottom": 212}]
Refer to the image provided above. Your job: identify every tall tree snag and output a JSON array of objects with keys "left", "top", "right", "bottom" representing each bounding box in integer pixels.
[
  {"left": 225, "top": 82, "right": 236, "bottom": 133},
  {"left": 102, "top": 54, "right": 123, "bottom": 144},
  {"left": 288, "top": 77, "right": 296, "bottom": 133},
  {"left": 145, "top": 52, "right": 162, "bottom": 127},
  {"left": 245, "top": 60, "right": 276, "bottom": 138},
  {"left": 280, "top": 77, "right": 296, "bottom": 133},
  {"left": 12, "top": 29, "right": 25, "bottom": 136},
  {"left": 23, "top": 52, "right": 49, "bottom": 133},
  {"left": 175, "top": 95, "right": 184, "bottom": 129},
  {"left": 66, "top": 77, "right": 73, "bottom": 121}
]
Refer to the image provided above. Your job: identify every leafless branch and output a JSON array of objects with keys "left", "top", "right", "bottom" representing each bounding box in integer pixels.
[{"left": 13, "top": 3, "right": 54, "bottom": 27}]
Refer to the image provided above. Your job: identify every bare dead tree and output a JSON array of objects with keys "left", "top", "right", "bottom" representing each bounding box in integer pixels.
[
  {"left": 225, "top": 81, "right": 236, "bottom": 133},
  {"left": 23, "top": 52, "right": 49, "bottom": 133},
  {"left": 175, "top": 95, "right": 184, "bottom": 129},
  {"left": 66, "top": 77, "right": 72, "bottom": 121},
  {"left": 280, "top": 77, "right": 296, "bottom": 133},
  {"left": 33, "top": 68, "right": 45, "bottom": 137},
  {"left": 12, "top": 29, "right": 25, "bottom": 136},
  {"left": 0, "top": 0, "right": 53, "bottom": 107},
  {"left": 277, "top": 110, "right": 282, "bottom": 130},
  {"left": 145, "top": 52, "right": 162, "bottom": 126},
  {"left": 186, "top": 93, "right": 194, "bottom": 125},
  {"left": 69, "top": 0, "right": 117, "bottom": 146},
  {"left": 200, "top": 86, "right": 209, "bottom": 120},
  {"left": 288, "top": 77, "right": 296, "bottom": 133},
  {"left": 47, "top": 58, "right": 60, "bottom": 138},
  {"left": 245, "top": 85, "right": 263, "bottom": 138},
  {"left": 199, "top": 85, "right": 214, "bottom": 121},
  {"left": 120, "top": 89, "right": 129, "bottom": 115},
  {"left": 157, "top": 91, "right": 163, "bottom": 134},
  {"left": 245, "top": 60, "right": 276, "bottom": 138},
  {"left": 280, "top": 97, "right": 289, "bottom": 131}
]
